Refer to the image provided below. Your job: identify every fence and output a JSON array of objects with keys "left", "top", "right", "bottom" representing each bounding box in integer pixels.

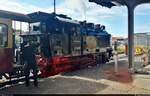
[{"left": 134, "top": 32, "right": 150, "bottom": 68}]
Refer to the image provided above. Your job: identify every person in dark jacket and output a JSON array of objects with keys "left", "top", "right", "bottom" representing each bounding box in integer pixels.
[
  {"left": 108, "top": 47, "right": 113, "bottom": 58},
  {"left": 23, "top": 40, "right": 40, "bottom": 87}
]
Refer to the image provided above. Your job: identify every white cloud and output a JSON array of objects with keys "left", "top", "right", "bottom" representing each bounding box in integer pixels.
[
  {"left": 98, "top": 15, "right": 113, "bottom": 19},
  {"left": 135, "top": 4, "right": 150, "bottom": 15},
  {"left": 62, "top": 0, "right": 86, "bottom": 20},
  {"left": 87, "top": 5, "right": 114, "bottom": 15},
  {"left": 135, "top": 25, "right": 150, "bottom": 33},
  {"left": 0, "top": 0, "right": 28, "bottom": 13},
  {"left": 87, "top": 2, "right": 127, "bottom": 16},
  {"left": 7, "top": 1, "right": 25, "bottom": 9},
  {"left": 0, "top": 0, "right": 54, "bottom": 14},
  {"left": 84, "top": 16, "right": 111, "bottom": 27},
  {"left": 0, "top": 0, "right": 127, "bottom": 19},
  {"left": 111, "top": 33, "right": 127, "bottom": 38},
  {"left": 56, "top": 4, "right": 76, "bottom": 15},
  {"left": 136, "top": 4, "right": 150, "bottom": 10}
]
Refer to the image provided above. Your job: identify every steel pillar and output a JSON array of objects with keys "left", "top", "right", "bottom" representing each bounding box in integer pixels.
[{"left": 127, "top": 6, "right": 135, "bottom": 69}]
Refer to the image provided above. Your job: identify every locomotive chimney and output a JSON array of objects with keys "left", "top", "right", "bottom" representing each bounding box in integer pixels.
[
  {"left": 83, "top": 20, "right": 86, "bottom": 25},
  {"left": 54, "top": 0, "right": 56, "bottom": 15},
  {"left": 80, "top": 20, "right": 86, "bottom": 27}
]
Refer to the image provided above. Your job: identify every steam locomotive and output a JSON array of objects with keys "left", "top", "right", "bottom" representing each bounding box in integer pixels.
[
  {"left": 20, "top": 12, "right": 111, "bottom": 77},
  {"left": 0, "top": 10, "right": 112, "bottom": 81}
]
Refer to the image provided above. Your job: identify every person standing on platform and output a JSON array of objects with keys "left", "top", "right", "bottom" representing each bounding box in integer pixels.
[{"left": 23, "top": 38, "right": 40, "bottom": 87}]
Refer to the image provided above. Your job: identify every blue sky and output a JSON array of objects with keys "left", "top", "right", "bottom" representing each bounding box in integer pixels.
[{"left": 0, "top": 0, "right": 150, "bottom": 37}]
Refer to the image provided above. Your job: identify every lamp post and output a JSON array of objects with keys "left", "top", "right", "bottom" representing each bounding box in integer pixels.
[{"left": 114, "top": 40, "right": 118, "bottom": 75}]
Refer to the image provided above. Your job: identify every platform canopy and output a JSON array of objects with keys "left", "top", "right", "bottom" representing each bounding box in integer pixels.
[
  {"left": 89, "top": 0, "right": 125, "bottom": 8},
  {"left": 89, "top": 0, "right": 150, "bottom": 8}
]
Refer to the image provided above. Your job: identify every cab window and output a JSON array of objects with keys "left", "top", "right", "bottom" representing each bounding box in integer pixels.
[
  {"left": 30, "top": 22, "right": 40, "bottom": 33},
  {"left": 0, "top": 24, "right": 8, "bottom": 47}
]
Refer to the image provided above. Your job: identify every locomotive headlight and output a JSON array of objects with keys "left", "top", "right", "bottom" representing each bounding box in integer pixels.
[{"left": 72, "top": 27, "right": 76, "bottom": 31}]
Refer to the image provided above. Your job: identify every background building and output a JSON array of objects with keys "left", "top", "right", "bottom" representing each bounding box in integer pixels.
[
  {"left": 134, "top": 33, "right": 150, "bottom": 46},
  {"left": 111, "top": 37, "right": 127, "bottom": 46}
]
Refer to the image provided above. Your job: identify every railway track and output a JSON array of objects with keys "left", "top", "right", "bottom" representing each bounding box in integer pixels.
[
  {"left": 0, "top": 58, "right": 128, "bottom": 88},
  {"left": 0, "top": 76, "right": 40, "bottom": 88}
]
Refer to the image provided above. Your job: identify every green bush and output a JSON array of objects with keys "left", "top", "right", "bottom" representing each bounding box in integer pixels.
[{"left": 15, "top": 38, "right": 19, "bottom": 43}]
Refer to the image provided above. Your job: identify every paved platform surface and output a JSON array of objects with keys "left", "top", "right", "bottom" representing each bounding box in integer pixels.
[
  {"left": 133, "top": 74, "right": 150, "bottom": 90},
  {"left": 0, "top": 59, "right": 150, "bottom": 94},
  {"left": 132, "top": 63, "right": 150, "bottom": 91}
]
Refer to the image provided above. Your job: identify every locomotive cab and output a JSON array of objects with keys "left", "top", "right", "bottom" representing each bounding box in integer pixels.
[{"left": 27, "top": 12, "right": 83, "bottom": 57}]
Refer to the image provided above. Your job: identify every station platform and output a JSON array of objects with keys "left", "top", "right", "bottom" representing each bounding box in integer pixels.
[{"left": 0, "top": 56, "right": 150, "bottom": 94}]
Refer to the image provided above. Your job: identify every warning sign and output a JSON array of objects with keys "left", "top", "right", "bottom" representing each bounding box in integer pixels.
[{"left": 135, "top": 46, "right": 142, "bottom": 54}]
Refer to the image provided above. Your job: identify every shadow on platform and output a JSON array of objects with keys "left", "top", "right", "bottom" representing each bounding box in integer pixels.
[{"left": 0, "top": 75, "right": 108, "bottom": 94}]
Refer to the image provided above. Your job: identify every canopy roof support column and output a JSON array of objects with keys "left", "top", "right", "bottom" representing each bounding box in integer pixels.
[{"left": 127, "top": 6, "right": 135, "bottom": 69}]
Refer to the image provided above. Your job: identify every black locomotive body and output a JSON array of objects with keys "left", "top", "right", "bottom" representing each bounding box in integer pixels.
[
  {"left": 0, "top": 10, "right": 112, "bottom": 80},
  {"left": 19, "top": 12, "right": 112, "bottom": 77}
]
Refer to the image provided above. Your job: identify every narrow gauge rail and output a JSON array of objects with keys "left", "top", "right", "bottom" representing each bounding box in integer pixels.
[{"left": 0, "top": 10, "right": 112, "bottom": 87}]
